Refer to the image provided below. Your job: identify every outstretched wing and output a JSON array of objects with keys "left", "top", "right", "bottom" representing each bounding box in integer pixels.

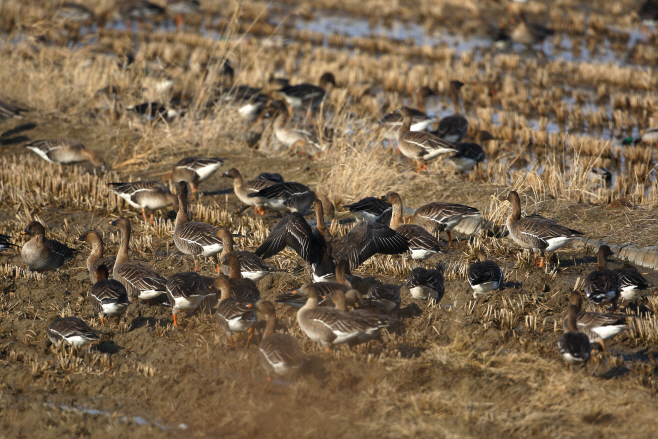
[{"left": 255, "top": 213, "right": 325, "bottom": 263}]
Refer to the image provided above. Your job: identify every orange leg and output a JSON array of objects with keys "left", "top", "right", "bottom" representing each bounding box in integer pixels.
[
  {"left": 422, "top": 163, "right": 427, "bottom": 172},
  {"left": 565, "top": 362, "right": 570, "bottom": 371},
  {"left": 141, "top": 208, "right": 149, "bottom": 223},
  {"left": 324, "top": 346, "right": 333, "bottom": 353},
  {"left": 447, "top": 231, "right": 452, "bottom": 244},
  {"left": 116, "top": 316, "right": 121, "bottom": 326},
  {"left": 533, "top": 254, "right": 538, "bottom": 266},
  {"left": 246, "top": 327, "right": 254, "bottom": 345},
  {"left": 416, "top": 162, "right": 422, "bottom": 173},
  {"left": 599, "top": 339, "right": 607, "bottom": 353},
  {"left": 100, "top": 317, "right": 106, "bottom": 327},
  {"left": 229, "top": 336, "right": 236, "bottom": 348},
  {"left": 175, "top": 13, "right": 183, "bottom": 31},
  {"left": 216, "top": 263, "right": 221, "bottom": 273},
  {"left": 173, "top": 313, "right": 179, "bottom": 327},
  {"left": 538, "top": 257, "right": 545, "bottom": 268},
  {"left": 149, "top": 213, "right": 155, "bottom": 225}
]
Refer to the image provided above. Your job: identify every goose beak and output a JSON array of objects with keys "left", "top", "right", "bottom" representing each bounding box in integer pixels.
[
  {"left": 21, "top": 230, "right": 28, "bottom": 235},
  {"left": 110, "top": 219, "right": 118, "bottom": 226},
  {"left": 77, "top": 235, "right": 86, "bottom": 242}
]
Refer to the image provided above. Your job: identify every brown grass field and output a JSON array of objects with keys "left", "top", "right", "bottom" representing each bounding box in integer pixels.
[{"left": 2, "top": 0, "right": 658, "bottom": 437}]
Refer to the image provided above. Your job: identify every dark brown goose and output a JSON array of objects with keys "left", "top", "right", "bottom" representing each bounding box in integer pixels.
[
  {"left": 449, "top": 131, "right": 495, "bottom": 172},
  {"left": 109, "top": 181, "right": 178, "bottom": 224},
  {"left": 467, "top": 249, "right": 503, "bottom": 297},
  {"left": 558, "top": 303, "right": 591, "bottom": 371},
  {"left": 110, "top": 217, "right": 168, "bottom": 303},
  {"left": 25, "top": 138, "right": 107, "bottom": 169},
  {"left": 564, "top": 291, "right": 628, "bottom": 352},
  {"left": 434, "top": 81, "right": 468, "bottom": 143},
  {"left": 342, "top": 197, "right": 392, "bottom": 225},
  {"left": 247, "top": 181, "right": 316, "bottom": 214},
  {"left": 506, "top": 191, "right": 584, "bottom": 267},
  {"left": 365, "top": 284, "right": 402, "bottom": 315},
  {"left": 584, "top": 246, "right": 621, "bottom": 309},
  {"left": 21, "top": 221, "right": 75, "bottom": 272},
  {"left": 383, "top": 192, "right": 444, "bottom": 261},
  {"left": 166, "top": 272, "right": 206, "bottom": 327},
  {"left": 215, "top": 228, "right": 275, "bottom": 281},
  {"left": 397, "top": 106, "right": 457, "bottom": 173},
  {"left": 161, "top": 157, "right": 226, "bottom": 196},
  {"left": 47, "top": 316, "right": 100, "bottom": 348},
  {"left": 413, "top": 201, "right": 481, "bottom": 244},
  {"left": 346, "top": 290, "right": 389, "bottom": 315},
  {"left": 275, "top": 260, "right": 352, "bottom": 309},
  {"left": 256, "top": 300, "right": 309, "bottom": 379},
  {"left": 221, "top": 168, "right": 276, "bottom": 215},
  {"left": 615, "top": 263, "right": 650, "bottom": 301},
  {"left": 404, "top": 267, "right": 445, "bottom": 301},
  {"left": 276, "top": 72, "right": 335, "bottom": 114},
  {"left": 214, "top": 274, "right": 256, "bottom": 346},
  {"left": 78, "top": 230, "right": 115, "bottom": 283},
  {"left": 223, "top": 253, "right": 261, "bottom": 303},
  {"left": 88, "top": 264, "right": 130, "bottom": 326}
]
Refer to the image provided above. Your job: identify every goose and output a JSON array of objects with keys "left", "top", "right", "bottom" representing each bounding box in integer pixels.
[
  {"left": 118, "top": 0, "right": 166, "bottom": 27},
  {"left": 256, "top": 172, "right": 284, "bottom": 184},
  {"left": 247, "top": 181, "right": 316, "bottom": 214},
  {"left": 221, "top": 168, "right": 277, "bottom": 215},
  {"left": 467, "top": 249, "right": 504, "bottom": 297},
  {"left": 329, "top": 290, "right": 394, "bottom": 344},
  {"left": 295, "top": 284, "right": 391, "bottom": 351},
  {"left": 47, "top": 317, "right": 100, "bottom": 348},
  {"left": 109, "top": 181, "right": 178, "bottom": 224},
  {"left": 565, "top": 291, "right": 628, "bottom": 352},
  {"left": 0, "top": 100, "right": 27, "bottom": 121},
  {"left": 110, "top": 217, "right": 168, "bottom": 304},
  {"left": 0, "top": 234, "right": 17, "bottom": 252},
  {"left": 622, "top": 127, "right": 658, "bottom": 146},
  {"left": 434, "top": 81, "right": 469, "bottom": 143},
  {"left": 379, "top": 87, "right": 438, "bottom": 141},
  {"left": 449, "top": 131, "right": 495, "bottom": 172},
  {"left": 215, "top": 228, "right": 275, "bottom": 281},
  {"left": 383, "top": 192, "right": 444, "bottom": 261},
  {"left": 342, "top": 197, "right": 392, "bottom": 225},
  {"left": 639, "top": 0, "right": 658, "bottom": 41},
  {"left": 558, "top": 303, "right": 591, "bottom": 371},
  {"left": 218, "top": 80, "right": 269, "bottom": 121},
  {"left": 275, "top": 260, "right": 352, "bottom": 309},
  {"left": 267, "top": 100, "right": 329, "bottom": 156},
  {"left": 166, "top": 0, "right": 200, "bottom": 30},
  {"left": 255, "top": 300, "right": 309, "bottom": 380},
  {"left": 615, "top": 263, "right": 650, "bottom": 301},
  {"left": 78, "top": 230, "right": 115, "bottom": 283},
  {"left": 21, "top": 221, "right": 76, "bottom": 272},
  {"left": 345, "top": 290, "right": 389, "bottom": 315},
  {"left": 166, "top": 272, "right": 206, "bottom": 327},
  {"left": 413, "top": 201, "right": 481, "bottom": 244},
  {"left": 506, "top": 191, "right": 583, "bottom": 267},
  {"left": 584, "top": 245, "right": 621, "bottom": 309},
  {"left": 222, "top": 253, "right": 261, "bottom": 303},
  {"left": 365, "top": 284, "right": 402, "bottom": 315},
  {"left": 397, "top": 106, "right": 457, "bottom": 172},
  {"left": 56, "top": 2, "right": 95, "bottom": 23},
  {"left": 214, "top": 274, "right": 256, "bottom": 346},
  {"left": 160, "top": 157, "right": 226, "bottom": 196},
  {"left": 275, "top": 72, "right": 336, "bottom": 114},
  {"left": 404, "top": 267, "right": 445, "bottom": 301},
  {"left": 88, "top": 264, "right": 130, "bottom": 326},
  {"left": 508, "top": 14, "right": 554, "bottom": 50},
  {"left": 24, "top": 138, "right": 107, "bottom": 169}
]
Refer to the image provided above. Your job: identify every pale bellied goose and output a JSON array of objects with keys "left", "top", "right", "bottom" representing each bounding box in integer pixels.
[
  {"left": 223, "top": 252, "right": 261, "bottom": 303},
  {"left": 109, "top": 181, "right": 179, "bottom": 224},
  {"left": 173, "top": 181, "right": 226, "bottom": 272},
  {"left": 468, "top": 249, "right": 503, "bottom": 297},
  {"left": 221, "top": 168, "right": 276, "bottom": 215},
  {"left": 268, "top": 100, "right": 327, "bottom": 155},
  {"left": 615, "top": 263, "right": 650, "bottom": 301},
  {"left": 161, "top": 157, "right": 225, "bottom": 196},
  {"left": 565, "top": 291, "right": 628, "bottom": 352},
  {"left": 275, "top": 260, "right": 352, "bottom": 309},
  {"left": 78, "top": 230, "right": 115, "bottom": 283},
  {"left": 295, "top": 284, "right": 391, "bottom": 351},
  {"left": 214, "top": 274, "right": 256, "bottom": 346},
  {"left": 329, "top": 290, "right": 394, "bottom": 344},
  {"left": 275, "top": 72, "right": 335, "bottom": 114},
  {"left": 166, "top": 272, "right": 206, "bottom": 327},
  {"left": 413, "top": 201, "right": 481, "bottom": 244},
  {"left": 506, "top": 191, "right": 584, "bottom": 267},
  {"left": 449, "top": 131, "right": 495, "bottom": 172},
  {"left": 383, "top": 192, "right": 444, "bottom": 261},
  {"left": 0, "top": 234, "right": 17, "bottom": 252},
  {"left": 25, "top": 139, "right": 107, "bottom": 169},
  {"left": 89, "top": 264, "right": 130, "bottom": 326},
  {"left": 398, "top": 106, "right": 457, "bottom": 173},
  {"left": 342, "top": 197, "right": 392, "bottom": 225},
  {"left": 366, "top": 284, "right": 402, "bottom": 315},
  {"left": 47, "top": 317, "right": 100, "bottom": 348},
  {"left": 21, "top": 221, "right": 75, "bottom": 272},
  {"left": 110, "top": 217, "right": 168, "bottom": 303},
  {"left": 247, "top": 181, "right": 316, "bottom": 214},
  {"left": 558, "top": 303, "right": 591, "bottom": 371},
  {"left": 256, "top": 300, "right": 309, "bottom": 379},
  {"left": 379, "top": 87, "right": 438, "bottom": 141},
  {"left": 584, "top": 245, "right": 621, "bottom": 309},
  {"left": 215, "top": 228, "right": 274, "bottom": 281},
  {"left": 0, "top": 100, "right": 27, "bottom": 120},
  {"left": 404, "top": 267, "right": 445, "bottom": 301},
  {"left": 434, "top": 81, "right": 468, "bottom": 143}
]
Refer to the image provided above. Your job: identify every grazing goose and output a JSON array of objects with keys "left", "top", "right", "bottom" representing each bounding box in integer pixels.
[
  {"left": 565, "top": 291, "right": 628, "bottom": 352},
  {"left": 622, "top": 127, "right": 658, "bottom": 146},
  {"left": 47, "top": 317, "right": 100, "bottom": 348},
  {"left": 0, "top": 234, "right": 17, "bottom": 252},
  {"left": 275, "top": 260, "right": 352, "bottom": 309},
  {"left": 247, "top": 181, "right": 316, "bottom": 214},
  {"left": 383, "top": 192, "right": 444, "bottom": 261},
  {"left": 173, "top": 181, "right": 226, "bottom": 271},
  {"left": 296, "top": 284, "right": 391, "bottom": 351},
  {"left": 342, "top": 197, "right": 392, "bottom": 225},
  {"left": 268, "top": 100, "right": 328, "bottom": 155},
  {"left": 345, "top": 290, "right": 389, "bottom": 315},
  {"left": 275, "top": 72, "right": 335, "bottom": 114},
  {"left": 506, "top": 191, "right": 584, "bottom": 267},
  {"left": 21, "top": 221, "right": 75, "bottom": 272},
  {"left": 366, "top": 284, "right": 402, "bottom": 315},
  {"left": 558, "top": 303, "right": 591, "bottom": 371},
  {"left": 215, "top": 228, "right": 275, "bottom": 281},
  {"left": 109, "top": 181, "right": 178, "bottom": 224},
  {"left": 160, "top": 157, "right": 225, "bottom": 196},
  {"left": 223, "top": 253, "right": 261, "bottom": 303},
  {"left": 88, "top": 264, "right": 130, "bottom": 326},
  {"left": 214, "top": 274, "right": 257, "bottom": 346},
  {"left": 78, "top": 230, "right": 115, "bottom": 283},
  {"left": 256, "top": 300, "right": 309, "bottom": 380},
  {"left": 468, "top": 249, "right": 504, "bottom": 297},
  {"left": 379, "top": 87, "right": 438, "bottom": 141},
  {"left": 330, "top": 290, "right": 394, "bottom": 344},
  {"left": 434, "top": 81, "right": 468, "bottom": 143},
  {"left": 615, "top": 263, "right": 650, "bottom": 301},
  {"left": 166, "top": 272, "right": 206, "bottom": 327},
  {"left": 584, "top": 245, "right": 621, "bottom": 309},
  {"left": 0, "top": 100, "right": 27, "bottom": 121},
  {"left": 110, "top": 217, "right": 168, "bottom": 304},
  {"left": 413, "top": 201, "right": 481, "bottom": 244},
  {"left": 397, "top": 106, "right": 458, "bottom": 173},
  {"left": 404, "top": 267, "right": 445, "bottom": 301},
  {"left": 222, "top": 168, "right": 277, "bottom": 215},
  {"left": 25, "top": 139, "right": 107, "bottom": 169},
  {"left": 449, "top": 131, "right": 495, "bottom": 172}
]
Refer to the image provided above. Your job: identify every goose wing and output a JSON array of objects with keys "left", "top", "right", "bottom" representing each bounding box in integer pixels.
[
  {"left": 331, "top": 221, "right": 409, "bottom": 269},
  {"left": 254, "top": 213, "right": 325, "bottom": 263},
  {"left": 517, "top": 215, "right": 583, "bottom": 241}
]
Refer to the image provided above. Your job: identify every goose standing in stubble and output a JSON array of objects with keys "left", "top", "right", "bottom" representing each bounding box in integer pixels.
[
  {"left": 564, "top": 290, "right": 628, "bottom": 352},
  {"left": 166, "top": 271, "right": 206, "bottom": 327},
  {"left": 21, "top": 221, "right": 76, "bottom": 272},
  {"left": 88, "top": 264, "right": 130, "bottom": 326},
  {"left": 78, "top": 230, "right": 115, "bottom": 283},
  {"left": 215, "top": 227, "right": 275, "bottom": 281},
  {"left": 275, "top": 260, "right": 352, "bottom": 309},
  {"left": 413, "top": 201, "right": 481, "bottom": 245},
  {"left": 214, "top": 274, "right": 257, "bottom": 346},
  {"left": 584, "top": 245, "right": 621, "bottom": 310},
  {"left": 24, "top": 138, "right": 107, "bottom": 170},
  {"left": 434, "top": 80, "right": 469, "bottom": 143},
  {"left": 615, "top": 263, "right": 650, "bottom": 302},
  {"left": 109, "top": 181, "right": 179, "bottom": 224},
  {"left": 160, "top": 157, "right": 226, "bottom": 197},
  {"left": 467, "top": 249, "right": 503, "bottom": 297},
  {"left": 221, "top": 168, "right": 277, "bottom": 215},
  {"left": 558, "top": 302, "right": 591, "bottom": 371}
]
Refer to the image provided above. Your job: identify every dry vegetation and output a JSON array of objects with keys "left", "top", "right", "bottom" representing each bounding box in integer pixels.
[{"left": 2, "top": 0, "right": 658, "bottom": 437}]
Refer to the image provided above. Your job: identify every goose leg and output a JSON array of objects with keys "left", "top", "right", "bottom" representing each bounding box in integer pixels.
[
  {"left": 173, "top": 312, "right": 179, "bottom": 327},
  {"left": 533, "top": 254, "right": 539, "bottom": 266},
  {"left": 599, "top": 339, "right": 607, "bottom": 352},
  {"left": 175, "top": 13, "right": 183, "bottom": 31},
  {"left": 149, "top": 213, "right": 155, "bottom": 225},
  {"left": 324, "top": 346, "right": 333, "bottom": 353},
  {"left": 538, "top": 257, "right": 545, "bottom": 268},
  {"left": 193, "top": 257, "right": 199, "bottom": 271},
  {"left": 215, "top": 255, "right": 220, "bottom": 273},
  {"left": 141, "top": 208, "right": 149, "bottom": 223},
  {"left": 100, "top": 317, "right": 106, "bottom": 327},
  {"left": 416, "top": 162, "right": 422, "bottom": 173},
  {"left": 446, "top": 231, "right": 452, "bottom": 245}
]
